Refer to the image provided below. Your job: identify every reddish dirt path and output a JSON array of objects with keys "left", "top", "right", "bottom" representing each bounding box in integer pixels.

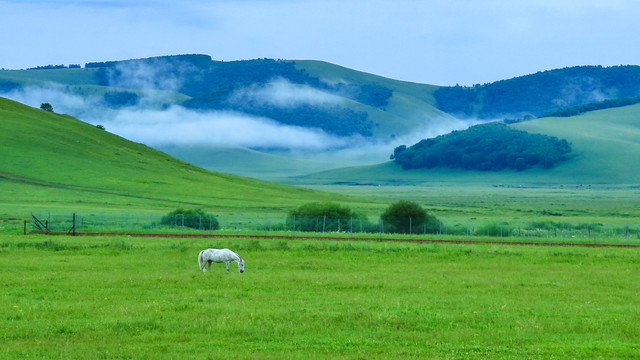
[{"left": 74, "top": 232, "right": 640, "bottom": 248}]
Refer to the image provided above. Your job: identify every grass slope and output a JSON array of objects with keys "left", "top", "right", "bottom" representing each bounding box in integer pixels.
[
  {"left": 293, "top": 103, "right": 640, "bottom": 185},
  {"left": 0, "top": 97, "right": 376, "bottom": 218}
]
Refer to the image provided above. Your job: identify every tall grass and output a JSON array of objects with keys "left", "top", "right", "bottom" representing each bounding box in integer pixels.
[{"left": 1, "top": 235, "right": 638, "bottom": 359}]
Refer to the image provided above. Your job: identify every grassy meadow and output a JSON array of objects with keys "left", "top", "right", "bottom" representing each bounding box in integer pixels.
[
  {"left": 1, "top": 235, "right": 639, "bottom": 359},
  {"left": 2, "top": 78, "right": 640, "bottom": 359}
]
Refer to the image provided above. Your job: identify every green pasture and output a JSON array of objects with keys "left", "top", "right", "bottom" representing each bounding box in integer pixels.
[{"left": 1, "top": 235, "right": 638, "bottom": 359}]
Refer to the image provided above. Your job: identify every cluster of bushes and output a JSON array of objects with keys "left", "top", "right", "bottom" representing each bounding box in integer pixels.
[
  {"left": 392, "top": 122, "right": 572, "bottom": 171},
  {"left": 286, "top": 200, "right": 437, "bottom": 234}
]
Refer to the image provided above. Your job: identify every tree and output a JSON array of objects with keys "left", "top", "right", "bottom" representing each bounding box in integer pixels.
[
  {"left": 381, "top": 200, "right": 439, "bottom": 234},
  {"left": 391, "top": 145, "right": 407, "bottom": 160},
  {"left": 40, "top": 103, "right": 53, "bottom": 112}
]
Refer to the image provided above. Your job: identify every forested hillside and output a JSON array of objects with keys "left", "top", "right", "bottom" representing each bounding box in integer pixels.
[
  {"left": 434, "top": 65, "right": 640, "bottom": 119},
  {"left": 88, "top": 55, "right": 392, "bottom": 136}
]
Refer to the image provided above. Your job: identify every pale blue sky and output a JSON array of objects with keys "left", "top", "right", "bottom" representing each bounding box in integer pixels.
[{"left": 1, "top": 0, "right": 638, "bottom": 85}]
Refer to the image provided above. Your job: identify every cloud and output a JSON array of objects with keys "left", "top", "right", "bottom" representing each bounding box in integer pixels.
[
  {"left": 104, "top": 106, "right": 352, "bottom": 150},
  {"left": 1, "top": 82, "right": 484, "bottom": 160},
  {"left": 0, "top": 85, "right": 104, "bottom": 119},
  {"left": 228, "top": 78, "right": 341, "bottom": 108}
]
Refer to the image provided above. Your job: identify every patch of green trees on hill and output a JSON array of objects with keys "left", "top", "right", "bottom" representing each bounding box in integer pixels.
[
  {"left": 392, "top": 122, "right": 571, "bottom": 171},
  {"left": 539, "top": 96, "right": 640, "bottom": 118},
  {"left": 434, "top": 65, "right": 640, "bottom": 118}
]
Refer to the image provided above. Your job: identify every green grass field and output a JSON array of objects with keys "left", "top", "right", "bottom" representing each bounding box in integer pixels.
[
  {"left": 2, "top": 78, "right": 640, "bottom": 359},
  {"left": 1, "top": 235, "right": 638, "bottom": 359}
]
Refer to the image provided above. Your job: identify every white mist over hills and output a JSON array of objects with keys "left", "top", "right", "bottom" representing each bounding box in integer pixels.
[{"left": 3, "top": 82, "right": 470, "bottom": 164}]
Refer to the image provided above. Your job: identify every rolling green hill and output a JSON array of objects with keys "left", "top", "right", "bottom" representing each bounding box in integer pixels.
[
  {"left": 290, "top": 103, "right": 640, "bottom": 186},
  {"left": 0, "top": 55, "right": 454, "bottom": 139},
  {"left": 4, "top": 56, "right": 640, "bottom": 182},
  {"left": 0, "top": 97, "right": 376, "bottom": 218},
  {"left": 0, "top": 55, "right": 465, "bottom": 180}
]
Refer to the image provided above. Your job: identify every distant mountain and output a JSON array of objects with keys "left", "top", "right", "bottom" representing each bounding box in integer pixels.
[
  {"left": 2, "top": 55, "right": 640, "bottom": 180},
  {"left": 0, "top": 54, "right": 451, "bottom": 139}
]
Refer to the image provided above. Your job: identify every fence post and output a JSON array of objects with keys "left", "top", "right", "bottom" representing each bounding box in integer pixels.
[
  {"left": 72, "top": 213, "right": 76, "bottom": 236},
  {"left": 24, "top": 220, "right": 26, "bottom": 235},
  {"left": 322, "top": 216, "right": 326, "bottom": 235}
]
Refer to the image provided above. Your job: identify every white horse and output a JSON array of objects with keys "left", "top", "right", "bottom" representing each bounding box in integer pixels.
[{"left": 198, "top": 248, "right": 245, "bottom": 274}]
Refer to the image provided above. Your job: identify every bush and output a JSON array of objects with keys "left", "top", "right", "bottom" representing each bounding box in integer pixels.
[
  {"left": 160, "top": 208, "right": 219, "bottom": 230},
  {"left": 380, "top": 200, "right": 439, "bottom": 234},
  {"left": 286, "top": 202, "right": 373, "bottom": 232}
]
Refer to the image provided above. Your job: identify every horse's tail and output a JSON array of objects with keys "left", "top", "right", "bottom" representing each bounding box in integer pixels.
[{"left": 198, "top": 250, "right": 205, "bottom": 272}]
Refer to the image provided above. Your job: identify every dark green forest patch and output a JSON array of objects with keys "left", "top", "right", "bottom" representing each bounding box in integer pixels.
[{"left": 392, "top": 122, "right": 571, "bottom": 171}]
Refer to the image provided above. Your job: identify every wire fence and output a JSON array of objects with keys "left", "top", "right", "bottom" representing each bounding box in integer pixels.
[{"left": 10, "top": 212, "right": 640, "bottom": 246}]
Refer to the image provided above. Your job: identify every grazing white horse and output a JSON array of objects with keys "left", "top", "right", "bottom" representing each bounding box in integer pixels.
[{"left": 198, "top": 248, "right": 245, "bottom": 274}]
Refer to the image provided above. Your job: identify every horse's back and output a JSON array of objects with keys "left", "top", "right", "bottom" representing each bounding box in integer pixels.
[{"left": 201, "top": 248, "right": 235, "bottom": 262}]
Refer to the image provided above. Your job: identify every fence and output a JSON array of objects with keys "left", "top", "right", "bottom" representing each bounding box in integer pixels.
[{"left": 14, "top": 212, "right": 640, "bottom": 246}]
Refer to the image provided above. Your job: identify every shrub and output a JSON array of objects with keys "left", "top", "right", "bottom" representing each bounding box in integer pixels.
[
  {"left": 160, "top": 208, "right": 219, "bottom": 230},
  {"left": 380, "top": 200, "right": 439, "bottom": 234},
  {"left": 286, "top": 202, "right": 372, "bottom": 232}
]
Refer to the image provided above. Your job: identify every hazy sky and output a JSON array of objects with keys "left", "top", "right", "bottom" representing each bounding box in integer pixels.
[{"left": 1, "top": 0, "right": 638, "bottom": 86}]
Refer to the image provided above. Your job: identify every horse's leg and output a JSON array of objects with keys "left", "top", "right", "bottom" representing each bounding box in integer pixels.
[
  {"left": 200, "top": 257, "right": 207, "bottom": 273},
  {"left": 225, "top": 261, "right": 230, "bottom": 273},
  {"left": 207, "top": 260, "right": 212, "bottom": 272}
]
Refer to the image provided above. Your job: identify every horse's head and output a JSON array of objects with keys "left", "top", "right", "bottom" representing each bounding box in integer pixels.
[{"left": 238, "top": 259, "right": 245, "bottom": 273}]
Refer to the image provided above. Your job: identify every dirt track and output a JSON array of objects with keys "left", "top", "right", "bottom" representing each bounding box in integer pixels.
[{"left": 74, "top": 232, "right": 640, "bottom": 248}]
